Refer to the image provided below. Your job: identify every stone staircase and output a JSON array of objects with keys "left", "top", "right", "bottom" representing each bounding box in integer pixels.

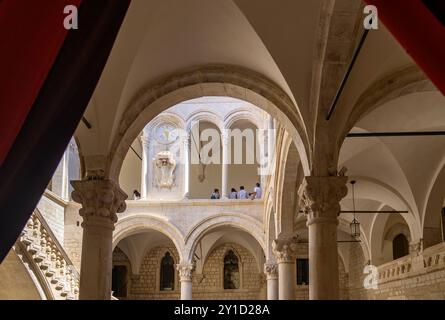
[{"left": 14, "top": 211, "right": 79, "bottom": 300}]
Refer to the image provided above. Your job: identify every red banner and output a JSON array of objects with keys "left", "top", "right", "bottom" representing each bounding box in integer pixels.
[
  {"left": 0, "top": 0, "right": 82, "bottom": 165},
  {"left": 364, "top": 0, "right": 445, "bottom": 95}
]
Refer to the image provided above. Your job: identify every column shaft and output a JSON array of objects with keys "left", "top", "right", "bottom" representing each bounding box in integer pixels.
[
  {"left": 177, "top": 262, "right": 195, "bottom": 300},
  {"left": 299, "top": 176, "right": 348, "bottom": 300},
  {"left": 221, "top": 132, "right": 230, "bottom": 198},
  {"left": 264, "top": 262, "right": 278, "bottom": 300},
  {"left": 308, "top": 220, "right": 339, "bottom": 300},
  {"left": 278, "top": 262, "right": 296, "bottom": 300},
  {"left": 140, "top": 136, "right": 150, "bottom": 199},
  {"left": 272, "top": 237, "right": 298, "bottom": 300},
  {"left": 267, "top": 278, "right": 279, "bottom": 300},
  {"left": 71, "top": 179, "right": 127, "bottom": 300},
  {"left": 79, "top": 217, "right": 114, "bottom": 299}
]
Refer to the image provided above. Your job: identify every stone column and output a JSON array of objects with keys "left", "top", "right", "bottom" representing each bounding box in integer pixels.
[
  {"left": 183, "top": 133, "right": 190, "bottom": 199},
  {"left": 176, "top": 262, "right": 195, "bottom": 300},
  {"left": 221, "top": 131, "right": 230, "bottom": 198},
  {"left": 272, "top": 237, "right": 298, "bottom": 300},
  {"left": 299, "top": 176, "right": 348, "bottom": 300},
  {"left": 71, "top": 179, "right": 127, "bottom": 300},
  {"left": 263, "top": 262, "right": 279, "bottom": 300},
  {"left": 140, "top": 135, "right": 150, "bottom": 199}
]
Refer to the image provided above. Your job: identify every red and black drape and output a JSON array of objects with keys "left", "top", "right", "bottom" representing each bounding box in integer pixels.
[
  {"left": 365, "top": 0, "right": 445, "bottom": 95},
  {"left": 0, "top": 0, "right": 130, "bottom": 262}
]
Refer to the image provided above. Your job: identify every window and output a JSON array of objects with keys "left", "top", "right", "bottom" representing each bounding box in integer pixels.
[
  {"left": 111, "top": 265, "right": 128, "bottom": 298},
  {"left": 160, "top": 252, "right": 175, "bottom": 291},
  {"left": 223, "top": 250, "right": 240, "bottom": 289},
  {"left": 296, "top": 258, "right": 309, "bottom": 285},
  {"left": 392, "top": 233, "right": 409, "bottom": 260}
]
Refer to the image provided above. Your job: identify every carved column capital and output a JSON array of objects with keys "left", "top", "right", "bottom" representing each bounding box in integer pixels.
[
  {"left": 272, "top": 237, "right": 299, "bottom": 263},
  {"left": 298, "top": 176, "right": 348, "bottom": 225},
  {"left": 71, "top": 179, "right": 127, "bottom": 228},
  {"left": 176, "top": 263, "right": 195, "bottom": 282},
  {"left": 263, "top": 262, "right": 278, "bottom": 280}
]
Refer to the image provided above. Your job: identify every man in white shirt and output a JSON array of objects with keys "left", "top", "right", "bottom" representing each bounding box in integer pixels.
[
  {"left": 253, "top": 183, "right": 262, "bottom": 199},
  {"left": 238, "top": 186, "right": 248, "bottom": 199}
]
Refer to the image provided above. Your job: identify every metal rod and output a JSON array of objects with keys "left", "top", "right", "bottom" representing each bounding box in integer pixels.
[
  {"left": 347, "top": 131, "right": 445, "bottom": 137},
  {"left": 340, "top": 210, "right": 409, "bottom": 214},
  {"left": 297, "top": 240, "right": 361, "bottom": 244},
  {"left": 326, "top": 29, "right": 369, "bottom": 121},
  {"left": 299, "top": 210, "right": 408, "bottom": 214},
  {"left": 81, "top": 116, "right": 92, "bottom": 129},
  {"left": 130, "top": 145, "right": 142, "bottom": 161}
]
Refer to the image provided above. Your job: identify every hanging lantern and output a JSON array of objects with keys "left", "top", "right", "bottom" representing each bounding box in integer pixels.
[
  {"left": 350, "top": 180, "right": 360, "bottom": 238},
  {"left": 350, "top": 217, "right": 360, "bottom": 238}
]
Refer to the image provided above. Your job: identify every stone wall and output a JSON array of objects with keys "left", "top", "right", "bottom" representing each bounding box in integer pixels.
[
  {"left": 193, "top": 243, "right": 264, "bottom": 300},
  {"left": 113, "top": 243, "right": 264, "bottom": 300},
  {"left": 36, "top": 195, "right": 65, "bottom": 245},
  {"left": 63, "top": 203, "right": 83, "bottom": 271}
]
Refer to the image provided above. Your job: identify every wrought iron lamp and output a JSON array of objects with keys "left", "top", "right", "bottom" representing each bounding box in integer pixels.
[{"left": 350, "top": 180, "right": 360, "bottom": 238}]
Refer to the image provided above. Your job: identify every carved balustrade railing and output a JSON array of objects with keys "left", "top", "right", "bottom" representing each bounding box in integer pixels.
[{"left": 15, "top": 211, "right": 79, "bottom": 300}]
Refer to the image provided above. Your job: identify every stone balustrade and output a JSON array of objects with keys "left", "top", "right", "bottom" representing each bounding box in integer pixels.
[
  {"left": 119, "top": 198, "right": 264, "bottom": 235},
  {"left": 15, "top": 211, "right": 80, "bottom": 300},
  {"left": 376, "top": 242, "right": 445, "bottom": 285}
]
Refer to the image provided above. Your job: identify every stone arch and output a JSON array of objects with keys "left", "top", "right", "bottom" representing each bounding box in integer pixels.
[
  {"left": 350, "top": 176, "right": 421, "bottom": 241},
  {"left": 223, "top": 107, "right": 263, "bottom": 130},
  {"left": 144, "top": 112, "right": 186, "bottom": 136},
  {"left": 106, "top": 64, "right": 311, "bottom": 183},
  {"left": 113, "top": 214, "right": 185, "bottom": 262},
  {"left": 422, "top": 159, "right": 445, "bottom": 249},
  {"left": 384, "top": 223, "right": 411, "bottom": 243},
  {"left": 370, "top": 209, "right": 413, "bottom": 265},
  {"left": 275, "top": 133, "right": 302, "bottom": 237},
  {"left": 186, "top": 109, "right": 224, "bottom": 133},
  {"left": 184, "top": 213, "right": 265, "bottom": 263},
  {"left": 335, "top": 66, "right": 436, "bottom": 158}
]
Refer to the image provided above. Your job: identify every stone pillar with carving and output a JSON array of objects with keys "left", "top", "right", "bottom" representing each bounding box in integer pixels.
[
  {"left": 176, "top": 262, "right": 195, "bottom": 300},
  {"left": 299, "top": 176, "right": 348, "bottom": 300},
  {"left": 272, "top": 237, "right": 298, "bottom": 300},
  {"left": 220, "top": 130, "right": 230, "bottom": 198},
  {"left": 71, "top": 179, "right": 127, "bottom": 300},
  {"left": 263, "top": 262, "right": 279, "bottom": 300},
  {"left": 140, "top": 135, "right": 150, "bottom": 199}
]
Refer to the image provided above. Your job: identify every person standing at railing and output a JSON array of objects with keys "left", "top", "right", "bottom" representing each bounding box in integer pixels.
[
  {"left": 210, "top": 188, "right": 221, "bottom": 199},
  {"left": 249, "top": 183, "right": 262, "bottom": 200},
  {"left": 229, "top": 188, "right": 238, "bottom": 199},
  {"left": 238, "top": 186, "right": 248, "bottom": 199}
]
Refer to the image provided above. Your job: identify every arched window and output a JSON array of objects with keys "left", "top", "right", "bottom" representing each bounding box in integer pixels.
[
  {"left": 223, "top": 250, "right": 240, "bottom": 289},
  {"left": 111, "top": 265, "right": 128, "bottom": 298},
  {"left": 160, "top": 252, "right": 175, "bottom": 291},
  {"left": 392, "top": 233, "right": 409, "bottom": 260}
]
